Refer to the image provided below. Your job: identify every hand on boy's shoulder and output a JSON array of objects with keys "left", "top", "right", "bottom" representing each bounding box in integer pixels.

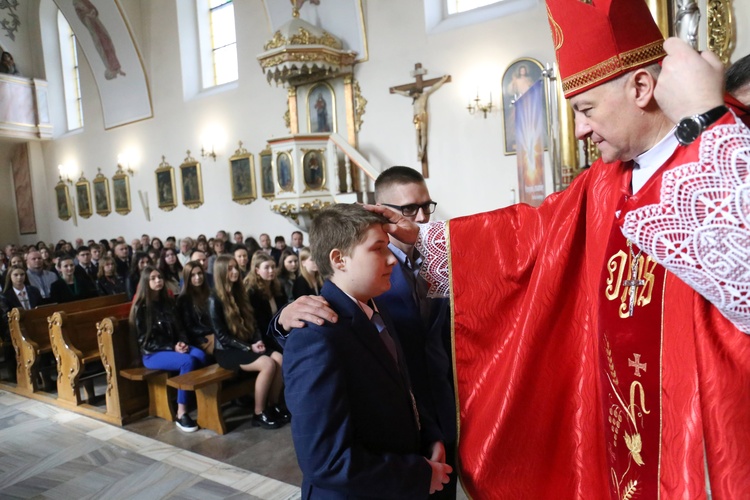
[{"left": 279, "top": 295, "right": 338, "bottom": 331}]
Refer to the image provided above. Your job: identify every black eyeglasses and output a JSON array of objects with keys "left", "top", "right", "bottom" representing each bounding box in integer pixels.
[{"left": 381, "top": 201, "right": 437, "bottom": 217}]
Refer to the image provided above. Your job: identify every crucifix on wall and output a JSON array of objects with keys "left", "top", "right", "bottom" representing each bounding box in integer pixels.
[{"left": 390, "top": 63, "right": 451, "bottom": 178}]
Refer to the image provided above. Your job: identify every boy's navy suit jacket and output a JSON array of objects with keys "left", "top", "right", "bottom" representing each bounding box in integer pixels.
[{"left": 283, "top": 280, "right": 437, "bottom": 500}]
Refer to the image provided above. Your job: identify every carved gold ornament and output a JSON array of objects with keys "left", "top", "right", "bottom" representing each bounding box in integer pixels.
[{"left": 707, "top": 0, "right": 734, "bottom": 65}]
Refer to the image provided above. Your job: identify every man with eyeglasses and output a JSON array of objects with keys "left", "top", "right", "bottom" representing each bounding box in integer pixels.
[{"left": 271, "top": 166, "right": 457, "bottom": 499}]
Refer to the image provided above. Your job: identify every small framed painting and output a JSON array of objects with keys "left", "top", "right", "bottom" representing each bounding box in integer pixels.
[
  {"left": 229, "top": 143, "right": 257, "bottom": 205},
  {"left": 155, "top": 156, "right": 177, "bottom": 212},
  {"left": 93, "top": 169, "right": 111, "bottom": 216},
  {"left": 113, "top": 166, "right": 132, "bottom": 215},
  {"left": 75, "top": 174, "right": 93, "bottom": 219},
  {"left": 55, "top": 180, "right": 72, "bottom": 221},
  {"left": 276, "top": 151, "right": 294, "bottom": 192},
  {"left": 180, "top": 153, "right": 204, "bottom": 209},
  {"left": 260, "top": 147, "right": 274, "bottom": 199},
  {"left": 502, "top": 57, "right": 545, "bottom": 155},
  {"left": 302, "top": 149, "right": 325, "bottom": 191},
  {"left": 307, "top": 82, "right": 336, "bottom": 133}
]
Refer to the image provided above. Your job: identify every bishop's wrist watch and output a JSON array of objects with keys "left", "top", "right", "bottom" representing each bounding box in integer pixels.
[{"left": 674, "top": 105, "right": 729, "bottom": 146}]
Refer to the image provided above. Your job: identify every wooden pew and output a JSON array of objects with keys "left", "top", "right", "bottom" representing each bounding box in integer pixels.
[
  {"left": 7, "top": 294, "right": 127, "bottom": 394},
  {"left": 167, "top": 364, "right": 256, "bottom": 435},
  {"left": 97, "top": 316, "right": 174, "bottom": 424},
  {"left": 48, "top": 302, "right": 132, "bottom": 406}
]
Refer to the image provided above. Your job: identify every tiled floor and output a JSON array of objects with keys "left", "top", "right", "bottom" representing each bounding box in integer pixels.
[{"left": 0, "top": 391, "right": 300, "bottom": 499}]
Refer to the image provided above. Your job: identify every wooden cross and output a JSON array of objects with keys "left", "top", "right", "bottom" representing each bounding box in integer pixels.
[
  {"left": 628, "top": 353, "right": 647, "bottom": 377},
  {"left": 390, "top": 63, "right": 451, "bottom": 178}
]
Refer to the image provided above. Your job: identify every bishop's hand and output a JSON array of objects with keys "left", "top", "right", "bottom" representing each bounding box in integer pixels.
[{"left": 364, "top": 203, "right": 419, "bottom": 246}]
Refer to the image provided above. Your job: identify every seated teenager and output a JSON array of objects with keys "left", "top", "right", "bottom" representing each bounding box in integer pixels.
[
  {"left": 292, "top": 247, "right": 323, "bottom": 298},
  {"left": 50, "top": 255, "right": 99, "bottom": 304},
  {"left": 233, "top": 244, "right": 250, "bottom": 279},
  {"left": 150, "top": 237, "right": 164, "bottom": 253},
  {"left": 3, "top": 265, "right": 43, "bottom": 310},
  {"left": 176, "top": 260, "right": 215, "bottom": 355},
  {"left": 127, "top": 251, "right": 152, "bottom": 300},
  {"left": 276, "top": 249, "right": 298, "bottom": 304},
  {"left": 158, "top": 247, "right": 183, "bottom": 296},
  {"left": 283, "top": 204, "right": 451, "bottom": 498},
  {"left": 209, "top": 255, "right": 286, "bottom": 429},
  {"left": 130, "top": 266, "right": 206, "bottom": 432},
  {"left": 96, "top": 256, "right": 126, "bottom": 295},
  {"left": 245, "top": 253, "right": 288, "bottom": 353}
]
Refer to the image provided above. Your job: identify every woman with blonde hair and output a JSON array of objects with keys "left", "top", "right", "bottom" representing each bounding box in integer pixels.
[
  {"left": 292, "top": 247, "right": 323, "bottom": 298},
  {"left": 209, "top": 255, "right": 284, "bottom": 428},
  {"left": 245, "top": 253, "right": 288, "bottom": 357}
]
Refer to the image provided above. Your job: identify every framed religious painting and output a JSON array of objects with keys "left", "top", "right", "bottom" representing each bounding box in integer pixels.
[
  {"left": 155, "top": 156, "right": 177, "bottom": 212},
  {"left": 55, "top": 180, "right": 72, "bottom": 221},
  {"left": 260, "top": 147, "right": 274, "bottom": 199},
  {"left": 93, "top": 169, "right": 111, "bottom": 216},
  {"left": 276, "top": 151, "right": 294, "bottom": 192},
  {"left": 302, "top": 149, "right": 326, "bottom": 191},
  {"left": 112, "top": 165, "right": 132, "bottom": 215},
  {"left": 502, "top": 58, "right": 544, "bottom": 155},
  {"left": 229, "top": 142, "right": 257, "bottom": 205},
  {"left": 180, "top": 153, "right": 204, "bottom": 209},
  {"left": 307, "top": 82, "right": 336, "bottom": 133},
  {"left": 75, "top": 174, "right": 93, "bottom": 219}
]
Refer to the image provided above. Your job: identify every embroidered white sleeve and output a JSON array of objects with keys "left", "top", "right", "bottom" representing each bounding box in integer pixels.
[
  {"left": 621, "top": 113, "right": 750, "bottom": 334},
  {"left": 416, "top": 221, "right": 450, "bottom": 298}
]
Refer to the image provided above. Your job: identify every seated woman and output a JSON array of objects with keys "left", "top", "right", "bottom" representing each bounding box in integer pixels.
[
  {"left": 96, "top": 256, "right": 126, "bottom": 295},
  {"left": 50, "top": 255, "right": 98, "bottom": 304},
  {"left": 150, "top": 237, "right": 164, "bottom": 253},
  {"left": 176, "top": 260, "right": 215, "bottom": 355},
  {"left": 276, "top": 249, "right": 298, "bottom": 304},
  {"left": 130, "top": 266, "right": 206, "bottom": 432},
  {"left": 39, "top": 247, "right": 56, "bottom": 272},
  {"left": 209, "top": 255, "right": 285, "bottom": 429},
  {"left": 127, "top": 251, "right": 152, "bottom": 300},
  {"left": 3, "top": 265, "right": 43, "bottom": 310},
  {"left": 0, "top": 52, "right": 19, "bottom": 75},
  {"left": 233, "top": 244, "right": 250, "bottom": 279},
  {"left": 158, "top": 247, "right": 183, "bottom": 296},
  {"left": 245, "top": 253, "right": 288, "bottom": 353},
  {"left": 292, "top": 247, "right": 323, "bottom": 298}
]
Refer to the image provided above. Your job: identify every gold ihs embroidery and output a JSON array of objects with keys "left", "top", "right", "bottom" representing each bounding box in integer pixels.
[{"left": 604, "top": 249, "right": 657, "bottom": 318}]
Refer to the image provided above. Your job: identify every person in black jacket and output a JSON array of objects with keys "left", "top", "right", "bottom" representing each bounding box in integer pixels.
[
  {"left": 176, "top": 261, "right": 215, "bottom": 355},
  {"left": 3, "top": 265, "right": 43, "bottom": 310},
  {"left": 129, "top": 266, "right": 207, "bottom": 432},
  {"left": 96, "top": 256, "right": 126, "bottom": 295},
  {"left": 126, "top": 251, "right": 151, "bottom": 300},
  {"left": 292, "top": 247, "right": 323, "bottom": 299},
  {"left": 244, "top": 252, "right": 288, "bottom": 354},
  {"left": 50, "top": 255, "right": 99, "bottom": 304},
  {"left": 209, "top": 255, "right": 284, "bottom": 429}
]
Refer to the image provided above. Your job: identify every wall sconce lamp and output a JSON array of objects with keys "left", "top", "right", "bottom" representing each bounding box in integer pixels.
[
  {"left": 58, "top": 164, "right": 73, "bottom": 184},
  {"left": 201, "top": 144, "right": 218, "bottom": 162},
  {"left": 467, "top": 91, "right": 493, "bottom": 118},
  {"left": 117, "top": 154, "right": 136, "bottom": 176}
]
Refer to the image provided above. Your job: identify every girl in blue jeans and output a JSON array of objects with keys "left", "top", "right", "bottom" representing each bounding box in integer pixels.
[{"left": 130, "top": 266, "right": 206, "bottom": 432}]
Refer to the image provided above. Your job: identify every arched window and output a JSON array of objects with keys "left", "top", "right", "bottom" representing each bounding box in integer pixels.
[
  {"left": 57, "top": 10, "right": 83, "bottom": 131},
  {"left": 198, "top": 0, "right": 238, "bottom": 88}
]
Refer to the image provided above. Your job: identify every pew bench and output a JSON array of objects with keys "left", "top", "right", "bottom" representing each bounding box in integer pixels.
[
  {"left": 167, "top": 364, "right": 256, "bottom": 435},
  {"left": 7, "top": 294, "right": 127, "bottom": 395},
  {"left": 96, "top": 316, "right": 172, "bottom": 425},
  {"left": 48, "top": 301, "right": 133, "bottom": 406}
]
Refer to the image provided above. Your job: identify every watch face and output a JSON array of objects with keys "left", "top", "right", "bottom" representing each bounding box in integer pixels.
[{"left": 676, "top": 118, "right": 701, "bottom": 145}]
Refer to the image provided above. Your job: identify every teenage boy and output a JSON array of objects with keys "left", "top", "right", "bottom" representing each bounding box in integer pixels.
[{"left": 283, "top": 203, "right": 451, "bottom": 499}]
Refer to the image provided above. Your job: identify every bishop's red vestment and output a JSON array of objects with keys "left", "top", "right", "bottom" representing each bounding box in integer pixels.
[{"left": 423, "top": 111, "right": 750, "bottom": 499}]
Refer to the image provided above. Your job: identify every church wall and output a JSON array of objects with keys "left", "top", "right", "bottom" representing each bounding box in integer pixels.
[{"left": 12, "top": 0, "right": 750, "bottom": 247}]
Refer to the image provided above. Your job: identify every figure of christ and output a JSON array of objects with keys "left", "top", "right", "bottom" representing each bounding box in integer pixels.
[{"left": 74, "top": 0, "right": 126, "bottom": 80}]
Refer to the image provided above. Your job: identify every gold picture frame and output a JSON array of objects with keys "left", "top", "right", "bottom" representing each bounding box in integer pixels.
[
  {"left": 502, "top": 57, "right": 546, "bottom": 156},
  {"left": 75, "top": 173, "right": 93, "bottom": 219},
  {"left": 302, "top": 149, "right": 326, "bottom": 192},
  {"left": 155, "top": 156, "right": 177, "bottom": 212},
  {"left": 93, "top": 168, "right": 111, "bottom": 216},
  {"left": 55, "top": 179, "right": 72, "bottom": 221},
  {"left": 229, "top": 142, "right": 257, "bottom": 205},
  {"left": 307, "top": 81, "right": 336, "bottom": 133},
  {"left": 180, "top": 151, "right": 204, "bottom": 209},
  {"left": 112, "top": 165, "right": 132, "bottom": 215},
  {"left": 260, "top": 147, "right": 274, "bottom": 199},
  {"left": 276, "top": 150, "right": 294, "bottom": 192}
]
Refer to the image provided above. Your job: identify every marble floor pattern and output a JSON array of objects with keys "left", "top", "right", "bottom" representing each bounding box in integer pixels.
[{"left": 0, "top": 390, "right": 301, "bottom": 499}]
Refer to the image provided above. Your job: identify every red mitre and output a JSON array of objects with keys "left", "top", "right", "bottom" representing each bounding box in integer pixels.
[{"left": 546, "top": 0, "right": 666, "bottom": 98}]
